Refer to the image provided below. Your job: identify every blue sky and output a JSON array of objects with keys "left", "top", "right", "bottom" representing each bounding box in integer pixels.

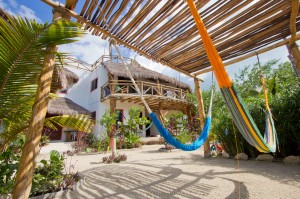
[{"left": 1, "top": 0, "right": 293, "bottom": 90}]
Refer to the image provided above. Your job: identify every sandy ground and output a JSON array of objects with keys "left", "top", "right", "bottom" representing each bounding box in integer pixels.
[{"left": 38, "top": 145, "right": 300, "bottom": 199}]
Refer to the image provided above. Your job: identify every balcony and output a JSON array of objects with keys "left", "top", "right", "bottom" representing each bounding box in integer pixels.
[{"left": 101, "top": 80, "right": 191, "bottom": 111}]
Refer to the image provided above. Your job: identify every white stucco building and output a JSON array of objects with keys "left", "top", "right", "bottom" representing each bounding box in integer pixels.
[{"left": 55, "top": 55, "right": 192, "bottom": 140}]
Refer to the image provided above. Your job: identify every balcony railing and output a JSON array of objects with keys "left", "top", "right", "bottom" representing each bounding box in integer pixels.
[
  {"left": 91, "top": 55, "right": 140, "bottom": 69},
  {"left": 101, "top": 80, "right": 189, "bottom": 102}
]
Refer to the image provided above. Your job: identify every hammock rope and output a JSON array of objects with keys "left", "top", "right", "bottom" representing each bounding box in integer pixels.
[{"left": 186, "top": 0, "right": 277, "bottom": 153}]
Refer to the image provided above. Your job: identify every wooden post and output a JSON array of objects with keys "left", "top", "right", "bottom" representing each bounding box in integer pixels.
[
  {"left": 12, "top": 2, "right": 77, "bottom": 198},
  {"left": 288, "top": 0, "right": 300, "bottom": 76},
  {"left": 194, "top": 78, "right": 210, "bottom": 158},
  {"left": 286, "top": 43, "right": 300, "bottom": 76},
  {"left": 158, "top": 101, "right": 164, "bottom": 125},
  {"left": 110, "top": 97, "right": 117, "bottom": 157},
  {"left": 186, "top": 105, "right": 193, "bottom": 126},
  {"left": 109, "top": 40, "right": 112, "bottom": 56}
]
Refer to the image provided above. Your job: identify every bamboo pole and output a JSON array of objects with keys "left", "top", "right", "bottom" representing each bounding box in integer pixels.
[
  {"left": 194, "top": 78, "right": 210, "bottom": 157},
  {"left": 288, "top": 0, "right": 300, "bottom": 76},
  {"left": 12, "top": 2, "right": 77, "bottom": 198},
  {"left": 289, "top": 0, "right": 299, "bottom": 45},
  {"left": 193, "top": 34, "right": 300, "bottom": 76}
]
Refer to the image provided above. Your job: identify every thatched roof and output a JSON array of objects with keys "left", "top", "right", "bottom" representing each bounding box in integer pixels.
[
  {"left": 47, "top": 97, "right": 89, "bottom": 115},
  {"left": 51, "top": 68, "right": 79, "bottom": 92},
  {"left": 102, "top": 60, "right": 190, "bottom": 89},
  {"left": 63, "top": 68, "right": 79, "bottom": 83}
]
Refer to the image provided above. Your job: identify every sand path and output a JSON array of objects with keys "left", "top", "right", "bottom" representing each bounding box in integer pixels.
[{"left": 41, "top": 145, "right": 300, "bottom": 199}]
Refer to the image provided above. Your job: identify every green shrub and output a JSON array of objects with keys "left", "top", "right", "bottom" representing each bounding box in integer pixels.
[
  {"left": 0, "top": 135, "right": 24, "bottom": 194},
  {"left": 31, "top": 150, "right": 80, "bottom": 197}
]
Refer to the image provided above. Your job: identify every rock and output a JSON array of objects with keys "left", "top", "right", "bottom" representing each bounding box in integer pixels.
[
  {"left": 222, "top": 151, "right": 230, "bottom": 158},
  {"left": 283, "top": 156, "right": 300, "bottom": 165},
  {"left": 256, "top": 154, "right": 274, "bottom": 162},
  {"left": 235, "top": 153, "right": 248, "bottom": 160}
]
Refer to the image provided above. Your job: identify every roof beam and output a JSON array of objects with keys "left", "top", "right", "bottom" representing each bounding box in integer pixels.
[
  {"left": 40, "top": 0, "right": 196, "bottom": 79},
  {"left": 289, "top": 0, "right": 299, "bottom": 45},
  {"left": 193, "top": 33, "right": 300, "bottom": 76}
]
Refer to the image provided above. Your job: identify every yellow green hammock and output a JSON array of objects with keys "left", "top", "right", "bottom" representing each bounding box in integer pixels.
[{"left": 186, "top": 0, "right": 277, "bottom": 153}]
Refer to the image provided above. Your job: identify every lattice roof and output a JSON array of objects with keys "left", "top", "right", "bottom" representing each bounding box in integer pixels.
[{"left": 42, "top": 0, "right": 300, "bottom": 77}]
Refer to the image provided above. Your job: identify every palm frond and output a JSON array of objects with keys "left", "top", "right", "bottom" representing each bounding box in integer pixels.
[
  {"left": 0, "top": 13, "right": 83, "bottom": 123},
  {"left": 0, "top": 122, "right": 29, "bottom": 150},
  {"left": 44, "top": 114, "right": 94, "bottom": 133}
]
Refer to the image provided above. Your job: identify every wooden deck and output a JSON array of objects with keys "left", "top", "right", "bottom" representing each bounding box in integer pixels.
[{"left": 101, "top": 80, "right": 191, "bottom": 112}]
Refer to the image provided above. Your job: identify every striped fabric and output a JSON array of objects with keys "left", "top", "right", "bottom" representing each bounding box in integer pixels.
[
  {"left": 221, "top": 85, "right": 277, "bottom": 152},
  {"left": 186, "top": 0, "right": 277, "bottom": 153}
]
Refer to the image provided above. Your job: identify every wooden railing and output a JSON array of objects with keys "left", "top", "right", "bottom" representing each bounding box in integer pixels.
[
  {"left": 101, "top": 80, "right": 189, "bottom": 101},
  {"left": 91, "top": 55, "right": 140, "bottom": 69}
]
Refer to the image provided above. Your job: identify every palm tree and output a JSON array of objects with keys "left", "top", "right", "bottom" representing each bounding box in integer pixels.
[{"left": 0, "top": 9, "right": 92, "bottom": 198}]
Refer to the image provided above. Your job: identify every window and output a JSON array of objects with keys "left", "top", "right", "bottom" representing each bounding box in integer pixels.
[
  {"left": 90, "top": 78, "right": 98, "bottom": 92},
  {"left": 91, "top": 111, "right": 96, "bottom": 121}
]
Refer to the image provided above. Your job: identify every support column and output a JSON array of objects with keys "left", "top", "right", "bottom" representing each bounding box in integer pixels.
[
  {"left": 186, "top": 105, "right": 193, "bottom": 127},
  {"left": 288, "top": 0, "right": 300, "bottom": 76},
  {"left": 110, "top": 97, "right": 117, "bottom": 157},
  {"left": 286, "top": 43, "right": 300, "bottom": 76},
  {"left": 194, "top": 78, "right": 210, "bottom": 158},
  {"left": 158, "top": 101, "right": 164, "bottom": 125}
]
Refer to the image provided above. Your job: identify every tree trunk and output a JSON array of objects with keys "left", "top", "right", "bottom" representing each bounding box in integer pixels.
[
  {"left": 11, "top": 9, "right": 64, "bottom": 199},
  {"left": 194, "top": 78, "right": 211, "bottom": 158},
  {"left": 12, "top": 45, "right": 58, "bottom": 199},
  {"left": 110, "top": 97, "right": 117, "bottom": 157}
]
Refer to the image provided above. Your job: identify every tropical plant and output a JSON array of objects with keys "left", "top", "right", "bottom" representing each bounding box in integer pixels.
[
  {"left": 0, "top": 135, "right": 25, "bottom": 195},
  {"left": 126, "top": 106, "right": 150, "bottom": 134},
  {"left": 31, "top": 150, "right": 80, "bottom": 197},
  {"left": 0, "top": 11, "right": 92, "bottom": 198},
  {"left": 116, "top": 106, "right": 149, "bottom": 149},
  {"left": 100, "top": 110, "right": 118, "bottom": 138}
]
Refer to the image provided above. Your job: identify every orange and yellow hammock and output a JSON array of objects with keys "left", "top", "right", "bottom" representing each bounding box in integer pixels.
[{"left": 186, "top": 0, "right": 277, "bottom": 153}]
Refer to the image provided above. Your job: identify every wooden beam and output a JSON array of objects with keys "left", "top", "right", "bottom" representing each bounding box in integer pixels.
[
  {"left": 289, "top": 0, "right": 299, "bottom": 45},
  {"left": 40, "top": 0, "right": 196, "bottom": 78},
  {"left": 194, "top": 78, "right": 210, "bottom": 158},
  {"left": 193, "top": 34, "right": 300, "bottom": 76}
]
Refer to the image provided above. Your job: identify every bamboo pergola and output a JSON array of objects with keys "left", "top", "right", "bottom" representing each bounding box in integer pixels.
[{"left": 41, "top": 0, "right": 300, "bottom": 77}]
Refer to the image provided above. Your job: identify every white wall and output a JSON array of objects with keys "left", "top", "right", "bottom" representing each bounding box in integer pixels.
[
  {"left": 66, "top": 71, "right": 92, "bottom": 110},
  {"left": 65, "top": 63, "right": 183, "bottom": 139},
  {"left": 66, "top": 64, "right": 109, "bottom": 139}
]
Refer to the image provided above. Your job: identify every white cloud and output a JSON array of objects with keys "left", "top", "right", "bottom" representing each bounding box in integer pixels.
[
  {"left": 58, "top": 33, "right": 109, "bottom": 64},
  {"left": 0, "top": 0, "right": 42, "bottom": 23}
]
